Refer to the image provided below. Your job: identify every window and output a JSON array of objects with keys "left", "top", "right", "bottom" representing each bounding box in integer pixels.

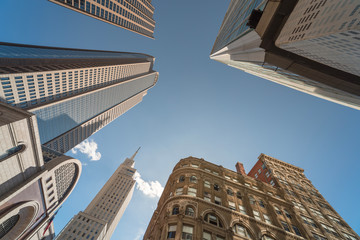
[
  {"left": 179, "top": 176, "right": 185, "bottom": 182},
  {"left": 185, "top": 206, "right": 195, "bottom": 217},
  {"left": 253, "top": 210, "right": 261, "bottom": 221},
  {"left": 284, "top": 209, "right": 291, "bottom": 219},
  {"left": 190, "top": 176, "right": 197, "bottom": 183},
  {"left": 203, "top": 232, "right": 211, "bottom": 240},
  {"left": 239, "top": 205, "right": 247, "bottom": 214},
  {"left": 0, "top": 144, "right": 26, "bottom": 161},
  {"left": 343, "top": 232, "right": 357, "bottom": 240},
  {"left": 191, "top": 164, "right": 199, "bottom": 168},
  {"left": 204, "top": 168, "right": 211, "bottom": 172},
  {"left": 328, "top": 215, "right": 345, "bottom": 226},
  {"left": 204, "top": 181, "right": 210, "bottom": 188},
  {"left": 274, "top": 206, "right": 282, "bottom": 215},
  {"left": 292, "top": 225, "right": 302, "bottom": 236},
  {"left": 167, "top": 225, "right": 176, "bottom": 239},
  {"left": 227, "top": 188, "right": 234, "bottom": 196},
  {"left": 236, "top": 191, "right": 242, "bottom": 199},
  {"left": 214, "top": 196, "right": 221, "bottom": 205},
  {"left": 172, "top": 206, "right": 179, "bottom": 215},
  {"left": 228, "top": 201, "right": 236, "bottom": 210},
  {"left": 255, "top": 173, "right": 258, "bottom": 178},
  {"left": 263, "top": 214, "right": 271, "bottom": 224},
  {"left": 216, "top": 236, "right": 224, "bottom": 240},
  {"left": 258, "top": 169, "right": 261, "bottom": 174},
  {"left": 181, "top": 225, "right": 193, "bottom": 240},
  {"left": 233, "top": 224, "right": 252, "bottom": 238},
  {"left": 301, "top": 215, "right": 317, "bottom": 228},
  {"left": 204, "top": 213, "right": 223, "bottom": 228},
  {"left": 310, "top": 208, "right": 324, "bottom": 219},
  {"left": 312, "top": 233, "right": 327, "bottom": 240},
  {"left": 176, "top": 188, "right": 183, "bottom": 195},
  {"left": 258, "top": 200, "right": 265, "bottom": 208},
  {"left": 225, "top": 175, "right": 230, "bottom": 180},
  {"left": 212, "top": 171, "right": 219, "bottom": 175},
  {"left": 265, "top": 172, "right": 270, "bottom": 178},
  {"left": 204, "top": 192, "right": 211, "bottom": 202},
  {"left": 281, "top": 221, "right": 290, "bottom": 232},
  {"left": 213, "top": 184, "right": 220, "bottom": 191},
  {"left": 188, "top": 187, "right": 197, "bottom": 197},
  {"left": 249, "top": 196, "right": 256, "bottom": 205},
  {"left": 321, "top": 224, "right": 339, "bottom": 237}
]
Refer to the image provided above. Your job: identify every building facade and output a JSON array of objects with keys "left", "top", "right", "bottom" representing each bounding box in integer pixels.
[
  {"left": 48, "top": 0, "right": 155, "bottom": 38},
  {"left": 0, "top": 42, "right": 159, "bottom": 153},
  {"left": 56, "top": 148, "right": 138, "bottom": 240},
  {"left": 0, "top": 102, "right": 82, "bottom": 240},
  {"left": 143, "top": 155, "right": 359, "bottom": 240},
  {"left": 210, "top": 0, "right": 360, "bottom": 110}
]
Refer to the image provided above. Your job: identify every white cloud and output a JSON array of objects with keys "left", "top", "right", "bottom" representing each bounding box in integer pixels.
[
  {"left": 134, "top": 172, "right": 163, "bottom": 198},
  {"left": 71, "top": 139, "right": 101, "bottom": 161},
  {"left": 133, "top": 228, "right": 144, "bottom": 240}
]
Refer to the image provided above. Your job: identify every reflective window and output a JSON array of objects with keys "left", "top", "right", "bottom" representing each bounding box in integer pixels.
[{"left": 0, "top": 144, "right": 25, "bottom": 161}]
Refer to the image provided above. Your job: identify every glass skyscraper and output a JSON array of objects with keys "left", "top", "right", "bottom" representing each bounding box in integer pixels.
[
  {"left": 48, "top": 0, "right": 156, "bottom": 38},
  {"left": 0, "top": 42, "right": 158, "bottom": 153},
  {"left": 211, "top": 0, "right": 360, "bottom": 110}
]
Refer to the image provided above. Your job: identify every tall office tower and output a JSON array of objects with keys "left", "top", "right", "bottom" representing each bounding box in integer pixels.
[
  {"left": 0, "top": 42, "right": 158, "bottom": 153},
  {"left": 144, "top": 155, "right": 359, "bottom": 240},
  {"left": 210, "top": 0, "right": 360, "bottom": 110},
  {"left": 0, "top": 102, "right": 82, "bottom": 240},
  {"left": 56, "top": 149, "right": 138, "bottom": 240},
  {"left": 48, "top": 0, "right": 155, "bottom": 38}
]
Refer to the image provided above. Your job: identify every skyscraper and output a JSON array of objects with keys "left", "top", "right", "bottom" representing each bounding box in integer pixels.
[
  {"left": 211, "top": 0, "right": 360, "bottom": 110},
  {"left": 0, "top": 42, "right": 158, "bottom": 153},
  {"left": 144, "top": 155, "right": 359, "bottom": 240},
  {"left": 0, "top": 102, "right": 82, "bottom": 240},
  {"left": 48, "top": 0, "right": 156, "bottom": 38},
  {"left": 56, "top": 148, "right": 139, "bottom": 240}
]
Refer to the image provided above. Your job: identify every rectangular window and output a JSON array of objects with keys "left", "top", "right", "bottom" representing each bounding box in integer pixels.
[
  {"left": 175, "top": 188, "right": 183, "bottom": 195},
  {"left": 292, "top": 225, "right": 302, "bottom": 236},
  {"left": 228, "top": 201, "right": 236, "bottom": 210},
  {"left": 281, "top": 221, "right": 290, "bottom": 232},
  {"left": 204, "top": 181, "right": 210, "bottom": 188},
  {"left": 239, "top": 205, "right": 247, "bottom": 215},
  {"left": 263, "top": 214, "right": 271, "bottom": 224},
  {"left": 203, "top": 232, "right": 211, "bottom": 240},
  {"left": 181, "top": 225, "right": 193, "bottom": 240},
  {"left": 167, "top": 225, "right": 176, "bottom": 239},
  {"left": 253, "top": 210, "right": 261, "bottom": 221},
  {"left": 214, "top": 196, "right": 221, "bottom": 205},
  {"left": 188, "top": 187, "right": 197, "bottom": 197}
]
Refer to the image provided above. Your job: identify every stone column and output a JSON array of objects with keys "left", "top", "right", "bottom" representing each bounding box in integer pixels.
[{"left": 174, "top": 215, "right": 184, "bottom": 240}]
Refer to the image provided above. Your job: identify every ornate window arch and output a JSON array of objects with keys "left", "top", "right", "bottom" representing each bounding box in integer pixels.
[
  {"left": 204, "top": 213, "right": 223, "bottom": 228},
  {"left": 185, "top": 205, "right": 195, "bottom": 217},
  {"left": 172, "top": 205, "right": 180, "bottom": 215},
  {"left": 232, "top": 224, "right": 253, "bottom": 239},
  {"left": 226, "top": 188, "right": 234, "bottom": 196},
  {"left": 190, "top": 175, "right": 197, "bottom": 183}
]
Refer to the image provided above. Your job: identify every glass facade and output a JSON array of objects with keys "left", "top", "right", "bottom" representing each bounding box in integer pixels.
[
  {"left": 32, "top": 72, "right": 156, "bottom": 143},
  {"left": 211, "top": 0, "right": 266, "bottom": 54},
  {"left": 0, "top": 44, "right": 150, "bottom": 60}
]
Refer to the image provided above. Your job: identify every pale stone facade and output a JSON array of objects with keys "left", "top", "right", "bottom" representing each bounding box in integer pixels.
[
  {"left": 143, "top": 156, "right": 359, "bottom": 240},
  {"left": 56, "top": 149, "right": 138, "bottom": 240},
  {"left": 0, "top": 102, "right": 82, "bottom": 240}
]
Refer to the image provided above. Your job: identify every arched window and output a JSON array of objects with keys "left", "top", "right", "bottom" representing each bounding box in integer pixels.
[
  {"left": 261, "top": 235, "right": 275, "bottom": 240},
  {"left": 227, "top": 188, "right": 234, "bottom": 196},
  {"left": 185, "top": 206, "right": 195, "bottom": 217},
  {"left": 236, "top": 191, "right": 242, "bottom": 199},
  {"left": 179, "top": 175, "right": 185, "bottom": 182},
  {"left": 0, "top": 144, "right": 25, "bottom": 162},
  {"left": 172, "top": 206, "right": 179, "bottom": 215},
  {"left": 233, "top": 224, "right": 253, "bottom": 239},
  {"left": 190, "top": 176, "right": 197, "bottom": 183},
  {"left": 204, "top": 213, "right": 223, "bottom": 228},
  {"left": 0, "top": 214, "right": 20, "bottom": 238}
]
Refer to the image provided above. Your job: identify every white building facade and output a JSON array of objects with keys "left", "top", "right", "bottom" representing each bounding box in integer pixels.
[{"left": 56, "top": 149, "right": 138, "bottom": 240}]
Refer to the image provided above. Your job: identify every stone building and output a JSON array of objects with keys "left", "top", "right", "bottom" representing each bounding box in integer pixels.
[
  {"left": 143, "top": 155, "right": 359, "bottom": 240},
  {"left": 0, "top": 102, "right": 82, "bottom": 240}
]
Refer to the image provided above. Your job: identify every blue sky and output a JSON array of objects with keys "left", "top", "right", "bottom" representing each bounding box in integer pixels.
[{"left": 1, "top": 0, "right": 360, "bottom": 238}]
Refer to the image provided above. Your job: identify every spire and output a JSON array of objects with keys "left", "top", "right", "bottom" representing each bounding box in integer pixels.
[{"left": 130, "top": 147, "right": 141, "bottom": 161}]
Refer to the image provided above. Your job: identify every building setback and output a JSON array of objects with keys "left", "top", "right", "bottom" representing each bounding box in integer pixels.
[
  {"left": 48, "top": 0, "right": 156, "bottom": 38},
  {"left": 56, "top": 149, "right": 139, "bottom": 240},
  {"left": 210, "top": 0, "right": 360, "bottom": 110},
  {"left": 143, "top": 155, "right": 359, "bottom": 240},
  {"left": 0, "top": 42, "right": 158, "bottom": 153},
  {"left": 0, "top": 102, "right": 82, "bottom": 240}
]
